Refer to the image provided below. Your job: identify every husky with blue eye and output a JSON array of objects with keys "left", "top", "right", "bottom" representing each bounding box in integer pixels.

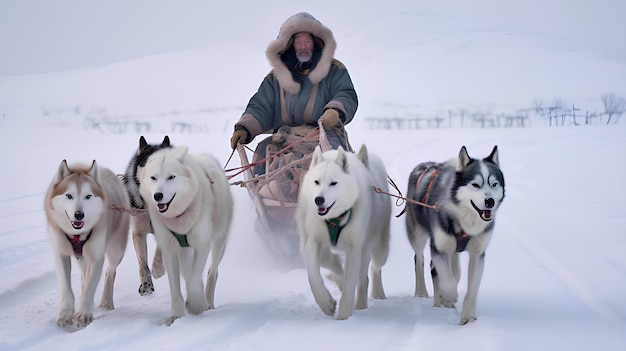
[
  {"left": 405, "top": 146, "right": 505, "bottom": 325},
  {"left": 45, "top": 160, "right": 130, "bottom": 329}
]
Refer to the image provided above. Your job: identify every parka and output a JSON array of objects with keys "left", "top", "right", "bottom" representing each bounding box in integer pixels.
[{"left": 234, "top": 12, "right": 358, "bottom": 150}]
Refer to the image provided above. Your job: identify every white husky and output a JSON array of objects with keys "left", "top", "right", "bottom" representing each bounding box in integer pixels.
[
  {"left": 45, "top": 160, "right": 130, "bottom": 329},
  {"left": 139, "top": 146, "right": 233, "bottom": 325},
  {"left": 297, "top": 145, "right": 391, "bottom": 320}
]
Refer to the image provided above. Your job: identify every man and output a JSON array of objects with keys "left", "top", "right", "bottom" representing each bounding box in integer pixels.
[{"left": 230, "top": 12, "right": 358, "bottom": 162}]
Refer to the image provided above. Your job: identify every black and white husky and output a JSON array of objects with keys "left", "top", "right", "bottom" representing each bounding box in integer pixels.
[
  {"left": 405, "top": 146, "right": 505, "bottom": 324},
  {"left": 123, "top": 136, "right": 172, "bottom": 296}
]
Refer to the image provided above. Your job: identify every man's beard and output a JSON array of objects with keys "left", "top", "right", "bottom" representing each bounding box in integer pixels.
[{"left": 296, "top": 50, "right": 312, "bottom": 63}]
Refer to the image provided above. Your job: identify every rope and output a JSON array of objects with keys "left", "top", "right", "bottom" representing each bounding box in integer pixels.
[
  {"left": 224, "top": 127, "right": 322, "bottom": 182},
  {"left": 223, "top": 148, "right": 236, "bottom": 170},
  {"left": 372, "top": 177, "right": 439, "bottom": 218},
  {"left": 110, "top": 204, "right": 148, "bottom": 216}
]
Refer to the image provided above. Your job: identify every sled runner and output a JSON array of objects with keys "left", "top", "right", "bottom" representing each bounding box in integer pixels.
[{"left": 229, "top": 120, "right": 336, "bottom": 265}]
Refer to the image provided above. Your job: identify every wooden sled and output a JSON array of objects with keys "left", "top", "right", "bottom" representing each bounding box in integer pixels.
[{"left": 232, "top": 123, "right": 333, "bottom": 266}]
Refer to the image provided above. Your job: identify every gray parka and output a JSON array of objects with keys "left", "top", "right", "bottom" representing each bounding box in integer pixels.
[{"left": 234, "top": 12, "right": 358, "bottom": 149}]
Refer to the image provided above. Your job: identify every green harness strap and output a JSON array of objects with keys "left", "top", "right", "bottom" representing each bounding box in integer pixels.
[
  {"left": 324, "top": 209, "right": 352, "bottom": 246},
  {"left": 169, "top": 229, "right": 190, "bottom": 248}
]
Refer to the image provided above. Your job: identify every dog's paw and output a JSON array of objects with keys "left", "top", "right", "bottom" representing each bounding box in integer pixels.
[
  {"left": 315, "top": 293, "right": 336, "bottom": 317},
  {"left": 371, "top": 287, "right": 386, "bottom": 300},
  {"left": 460, "top": 315, "right": 477, "bottom": 325},
  {"left": 433, "top": 296, "right": 456, "bottom": 309},
  {"left": 151, "top": 262, "right": 165, "bottom": 279},
  {"left": 414, "top": 285, "right": 429, "bottom": 298},
  {"left": 72, "top": 312, "right": 93, "bottom": 328},
  {"left": 99, "top": 301, "right": 114, "bottom": 310},
  {"left": 336, "top": 304, "right": 353, "bottom": 320},
  {"left": 164, "top": 315, "right": 180, "bottom": 326},
  {"left": 57, "top": 314, "right": 73, "bottom": 328},
  {"left": 440, "top": 285, "right": 458, "bottom": 304},
  {"left": 138, "top": 281, "right": 155, "bottom": 296},
  {"left": 185, "top": 299, "right": 209, "bottom": 315}
]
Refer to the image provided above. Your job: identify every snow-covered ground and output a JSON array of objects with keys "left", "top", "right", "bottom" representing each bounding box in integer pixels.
[{"left": 1, "top": 1, "right": 625, "bottom": 350}]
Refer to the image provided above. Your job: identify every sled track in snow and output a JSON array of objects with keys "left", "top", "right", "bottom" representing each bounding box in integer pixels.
[{"left": 510, "top": 234, "right": 624, "bottom": 323}]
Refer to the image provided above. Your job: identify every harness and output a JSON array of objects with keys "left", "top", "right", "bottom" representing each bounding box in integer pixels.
[
  {"left": 325, "top": 209, "right": 352, "bottom": 246},
  {"left": 416, "top": 166, "right": 440, "bottom": 213},
  {"left": 417, "top": 167, "right": 470, "bottom": 252},
  {"left": 371, "top": 170, "right": 473, "bottom": 252},
  {"left": 169, "top": 229, "right": 190, "bottom": 248},
  {"left": 455, "top": 227, "right": 470, "bottom": 252},
  {"left": 65, "top": 231, "right": 92, "bottom": 258}
]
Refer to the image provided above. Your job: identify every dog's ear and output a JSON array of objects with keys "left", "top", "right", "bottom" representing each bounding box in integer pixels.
[
  {"left": 55, "top": 159, "right": 72, "bottom": 183},
  {"left": 311, "top": 145, "right": 323, "bottom": 166},
  {"left": 162, "top": 135, "right": 171, "bottom": 147},
  {"left": 457, "top": 146, "right": 472, "bottom": 171},
  {"left": 87, "top": 160, "right": 100, "bottom": 182},
  {"left": 172, "top": 145, "right": 188, "bottom": 163},
  {"left": 356, "top": 144, "right": 370, "bottom": 169},
  {"left": 485, "top": 145, "right": 499, "bottom": 166},
  {"left": 335, "top": 147, "right": 349, "bottom": 173},
  {"left": 139, "top": 136, "right": 148, "bottom": 151}
]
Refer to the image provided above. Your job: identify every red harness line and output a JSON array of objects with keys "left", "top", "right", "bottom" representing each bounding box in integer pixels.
[
  {"left": 372, "top": 173, "right": 440, "bottom": 218},
  {"left": 375, "top": 167, "right": 471, "bottom": 252},
  {"left": 416, "top": 166, "right": 440, "bottom": 212},
  {"left": 415, "top": 166, "right": 470, "bottom": 252}
]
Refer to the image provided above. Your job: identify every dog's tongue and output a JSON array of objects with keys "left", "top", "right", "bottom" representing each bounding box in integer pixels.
[
  {"left": 158, "top": 204, "right": 167, "bottom": 212},
  {"left": 317, "top": 207, "right": 328, "bottom": 216},
  {"left": 72, "top": 221, "right": 84, "bottom": 229}
]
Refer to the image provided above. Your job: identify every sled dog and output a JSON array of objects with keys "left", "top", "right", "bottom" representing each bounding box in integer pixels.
[
  {"left": 45, "top": 160, "right": 130, "bottom": 328},
  {"left": 298, "top": 145, "right": 391, "bottom": 320},
  {"left": 405, "top": 146, "right": 505, "bottom": 324},
  {"left": 139, "top": 145, "right": 233, "bottom": 325},
  {"left": 123, "top": 135, "right": 172, "bottom": 296}
]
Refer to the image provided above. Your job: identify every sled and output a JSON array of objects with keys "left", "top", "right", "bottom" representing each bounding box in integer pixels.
[{"left": 230, "top": 121, "right": 334, "bottom": 266}]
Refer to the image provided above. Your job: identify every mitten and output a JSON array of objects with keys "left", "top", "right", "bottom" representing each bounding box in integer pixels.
[
  {"left": 320, "top": 109, "right": 341, "bottom": 129},
  {"left": 230, "top": 129, "right": 249, "bottom": 149}
]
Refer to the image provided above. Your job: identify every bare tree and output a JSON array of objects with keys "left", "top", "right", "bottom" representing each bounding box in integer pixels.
[{"left": 601, "top": 93, "right": 626, "bottom": 124}]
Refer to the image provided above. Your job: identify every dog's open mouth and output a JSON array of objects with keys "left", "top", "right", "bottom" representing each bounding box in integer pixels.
[
  {"left": 471, "top": 201, "right": 493, "bottom": 222},
  {"left": 72, "top": 221, "right": 85, "bottom": 230},
  {"left": 157, "top": 194, "right": 176, "bottom": 213},
  {"left": 317, "top": 202, "right": 334, "bottom": 216}
]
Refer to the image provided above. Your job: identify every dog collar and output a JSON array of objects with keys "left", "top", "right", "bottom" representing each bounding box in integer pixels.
[
  {"left": 325, "top": 209, "right": 351, "bottom": 246},
  {"left": 65, "top": 231, "right": 92, "bottom": 258}
]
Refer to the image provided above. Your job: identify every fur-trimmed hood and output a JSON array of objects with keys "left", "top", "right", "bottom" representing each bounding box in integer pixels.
[{"left": 266, "top": 12, "right": 337, "bottom": 95}]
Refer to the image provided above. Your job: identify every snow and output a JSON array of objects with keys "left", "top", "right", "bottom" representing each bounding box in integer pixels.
[{"left": 1, "top": 1, "right": 625, "bottom": 350}]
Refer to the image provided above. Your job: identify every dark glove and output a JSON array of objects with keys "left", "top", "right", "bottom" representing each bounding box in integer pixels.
[
  {"left": 320, "top": 109, "right": 341, "bottom": 129},
  {"left": 230, "top": 129, "right": 249, "bottom": 149}
]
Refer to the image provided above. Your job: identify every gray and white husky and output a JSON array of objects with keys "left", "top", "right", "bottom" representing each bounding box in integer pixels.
[
  {"left": 405, "top": 146, "right": 505, "bottom": 324},
  {"left": 123, "top": 135, "right": 172, "bottom": 296}
]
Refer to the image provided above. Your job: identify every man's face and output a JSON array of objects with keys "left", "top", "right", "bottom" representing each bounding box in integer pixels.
[{"left": 293, "top": 32, "right": 314, "bottom": 63}]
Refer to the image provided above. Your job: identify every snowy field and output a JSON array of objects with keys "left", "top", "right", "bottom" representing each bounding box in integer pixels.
[{"left": 1, "top": 1, "right": 625, "bottom": 350}]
